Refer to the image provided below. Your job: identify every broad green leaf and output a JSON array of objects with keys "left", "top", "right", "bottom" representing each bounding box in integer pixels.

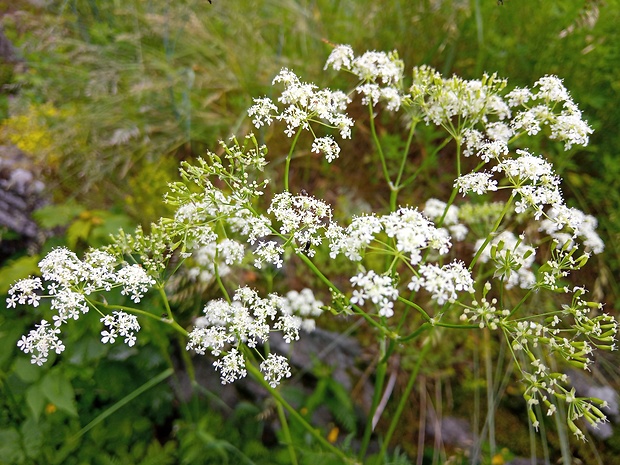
[
  {"left": 0, "top": 255, "right": 40, "bottom": 294},
  {"left": 32, "top": 202, "right": 84, "bottom": 229},
  {"left": 20, "top": 417, "right": 43, "bottom": 459},
  {"left": 41, "top": 369, "right": 78, "bottom": 417},
  {"left": 26, "top": 383, "right": 46, "bottom": 423},
  {"left": 13, "top": 357, "right": 42, "bottom": 383},
  {"left": 65, "top": 219, "right": 92, "bottom": 250},
  {"left": 0, "top": 428, "right": 25, "bottom": 464}
]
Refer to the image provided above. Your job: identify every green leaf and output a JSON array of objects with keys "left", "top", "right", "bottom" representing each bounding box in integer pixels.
[
  {"left": 0, "top": 321, "right": 28, "bottom": 369},
  {"left": 66, "top": 219, "right": 92, "bottom": 250},
  {"left": 0, "top": 255, "right": 40, "bottom": 294},
  {"left": 74, "top": 368, "right": 173, "bottom": 439},
  {"left": 0, "top": 428, "right": 25, "bottom": 464},
  {"left": 32, "top": 202, "right": 84, "bottom": 229},
  {"left": 26, "top": 383, "right": 46, "bottom": 423},
  {"left": 41, "top": 369, "right": 78, "bottom": 417},
  {"left": 20, "top": 417, "right": 43, "bottom": 459},
  {"left": 13, "top": 357, "right": 42, "bottom": 384}
]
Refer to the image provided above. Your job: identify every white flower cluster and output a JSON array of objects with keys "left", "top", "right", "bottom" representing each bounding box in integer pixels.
[
  {"left": 7, "top": 247, "right": 155, "bottom": 365},
  {"left": 325, "top": 45, "right": 405, "bottom": 111},
  {"left": 268, "top": 191, "right": 332, "bottom": 257},
  {"left": 248, "top": 68, "right": 353, "bottom": 161},
  {"left": 408, "top": 261, "right": 474, "bottom": 305},
  {"left": 253, "top": 241, "right": 285, "bottom": 269},
  {"left": 409, "top": 66, "right": 509, "bottom": 128},
  {"left": 460, "top": 296, "right": 510, "bottom": 330},
  {"left": 185, "top": 238, "right": 246, "bottom": 283},
  {"left": 16, "top": 320, "right": 63, "bottom": 366},
  {"left": 187, "top": 286, "right": 321, "bottom": 386},
  {"left": 279, "top": 288, "right": 324, "bottom": 332},
  {"left": 455, "top": 172, "right": 498, "bottom": 196},
  {"left": 328, "top": 207, "right": 452, "bottom": 266},
  {"left": 350, "top": 270, "right": 399, "bottom": 318},
  {"left": 100, "top": 311, "right": 140, "bottom": 347},
  {"left": 423, "top": 198, "right": 468, "bottom": 241},
  {"left": 507, "top": 75, "right": 593, "bottom": 150},
  {"left": 539, "top": 205, "right": 604, "bottom": 254},
  {"left": 494, "top": 149, "right": 563, "bottom": 218}
]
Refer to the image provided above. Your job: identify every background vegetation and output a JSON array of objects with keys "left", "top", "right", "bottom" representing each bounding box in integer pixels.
[{"left": 1, "top": 0, "right": 619, "bottom": 463}]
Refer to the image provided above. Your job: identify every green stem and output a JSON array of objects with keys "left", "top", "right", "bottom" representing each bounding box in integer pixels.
[
  {"left": 276, "top": 400, "right": 299, "bottom": 465},
  {"left": 390, "top": 119, "right": 419, "bottom": 210},
  {"left": 396, "top": 296, "right": 478, "bottom": 332},
  {"left": 368, "top": 102, "right": 394, "bottom": 193},
  {"left": 297, "top": 253, "right": 394, "bottom": 337},
  {"left": 244, "top": 359, "right": 356, "bottom": 464},
  {"left": 376, "top": 336, "right": 432, "bottom": 463},
  {"left": 399, "top": 135, "right": 452, "bottom": 189},
  {"left": 484, "top": 328, "right": 496, "bottom": 458},
  {"left": 359, "top": 337, "right": 388, "bottom": 459},
  {"left": 469, "top": 196, "right": 514, "bottom": 271},
  {"left": 284, "top": 130, "right": 303, "bottom": 192}
]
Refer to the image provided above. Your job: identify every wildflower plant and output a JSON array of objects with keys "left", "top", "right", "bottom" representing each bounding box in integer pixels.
[{"left": 7, "top": 44, "right": 617, "bottom": 462}]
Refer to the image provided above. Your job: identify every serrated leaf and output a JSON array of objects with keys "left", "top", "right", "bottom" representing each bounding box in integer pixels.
[
  {"left": 41, "top": 369, "right": 78, "bottom": 417},
  {"left": 66, "top": 219, "right": 92, "bottom": 250},
  {"left": 32, "top": 202, "right": 84, "bottom": 229}
]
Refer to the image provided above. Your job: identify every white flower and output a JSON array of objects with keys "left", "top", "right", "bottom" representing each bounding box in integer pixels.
[
  {"left": 455, "top": 172, "right": 498, "bottom": 196},
  {"left": 248, "top": 97, "right": 278, "bottom": 128},
  {"left": 260, "top": 353, "right": 292, "bottom": 388},
  {"left": 6, "top": 277, "right": 43, "bottom": 308},
  {"left": 269, "top": 67, "right": 353, "bottom": 140},
  {"left": 100, "top": 311, "right": 140, "bottom": 347},
  {"left": 268, "top": 191, "right": 332, "bottom": 255},
  {"left": 408, "top": 261, "right": 474, "bottom": 305},
  {"left": 16, "top": 320, "right": 64, "bottom": 366},
  {"left": 534, "top": 75, "right": 570, "bottom": 103},
  {"left": 539, "top": 205, "right": 604, "bottom": 254},
  {"left": 327, "top": 215, "right": 383, "bottom": 261},
  {"left": 350, "top": 270, "right": 399, "bottom": 317},
  {"left": 217, "top": 239, "right": 245, "bottom": 265},
  {"left": 116, "top": 264, "right": 156, "bottom": 303},
  {"left": 214, "top": 348, "right": 247, "bottom": 385},
  {"left": 505, "top": 86, "right": 533, "bottom": 107},
  {"left": 324, "top": 44, "right": 355, "bottom": 71},
  {"left": 254, "top": 241, "right": 284, "bottom": 269},
  {"left": 311, "top": 135, "right": 341, "bottom": 162}
]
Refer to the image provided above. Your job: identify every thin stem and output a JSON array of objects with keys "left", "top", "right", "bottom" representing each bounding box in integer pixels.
[
  {"left": 397, "top": 296, "right": 479, "bottom": 332},
  {"left": 360, "top": 337, "right": 388, "bottom": 459},
  {"left": 284, "top": 130, "right": 303, "bottom": 192},
  {"left": 368, "top": 102, "right": 394, "bottom": 192},
  {"left": 298, "top": 253, "right": 394, "bottom": 337},
  {"left": 390, "top": 119, "right": 419, "bottom": 210},
  {"left": 399, "top": 135, "right": 451, "bottom": 190},
  {"left": 469, "top": 196, "right": 514, "bottom": 271},
  {"left": 484, "top": 328, "right": 496, "bottom": 459},
  {"left": 244, "top": 359, "right": 356, "bottom": 464},
  {"left": 276, "top": 400, "right": 299, "bottom": 465},
  {"left": 376, "top": 336, "right": 432, "bottom": 463}
]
